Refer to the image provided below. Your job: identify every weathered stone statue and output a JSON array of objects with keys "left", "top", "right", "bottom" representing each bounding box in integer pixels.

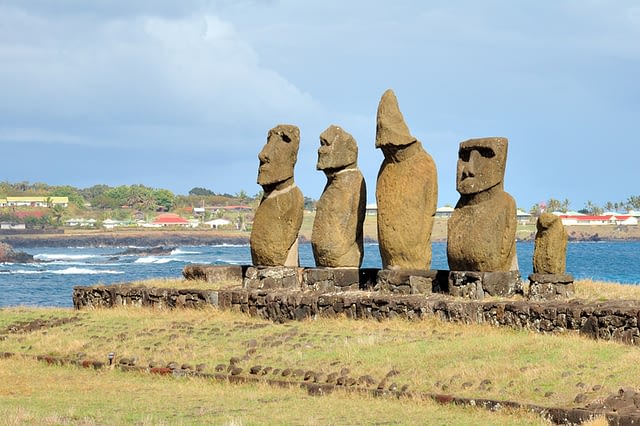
[
  {"left": 250, "top": 124, "right": 304, "bottom": 267},
  {"left": 533, "top": 213, "right": 568, "bottom": 274},
  {"left": 447, "top": 137, "right": 517, "bottom": 272},
  {"left": 311, "top": 125, "right": 366, "bottom": 267},
  {"left": 375, "top": 89, "right": 438, "bottom": 270}
]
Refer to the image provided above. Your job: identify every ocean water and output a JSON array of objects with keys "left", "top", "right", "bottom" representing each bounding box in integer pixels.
[{"left": 1, "top": 241, "right": 639, "bottom": 307}]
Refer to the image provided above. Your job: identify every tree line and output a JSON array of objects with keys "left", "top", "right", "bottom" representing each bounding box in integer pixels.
[
  {"left": 530, "top": 196, "right": 640, "bottom": 216},
  {"left": 0, "top": 181, "right": 264, "bottom": 212}
]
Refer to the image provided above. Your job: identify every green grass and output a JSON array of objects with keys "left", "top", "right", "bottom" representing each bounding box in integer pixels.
[
  {"left": 3, "top": 277, "right": 639, "bottom": 424},
  {"left": 0, "top": 357, "right": 546, "bottom": 426},
  {"left": 1, "top": 306, "right": 639, "bottom": 415}
]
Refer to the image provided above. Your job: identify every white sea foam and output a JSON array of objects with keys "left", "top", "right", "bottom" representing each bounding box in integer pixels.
[
  {"left": 212, "top": 243, "right": 249, "bottom": 248},
  {"left": 34, "top": 254, "right": 101, "bottom": 261},
  {"left": 52, "top": 267, "right": 123, "bottom": 275},
  {"left": 0, "top": 267, "right": 123, "bottom": 275},
  {"left": 134, "top": 257, "right": 176, "bottom": 264},
  {"left": 171, "top": 249, "right": 200, "bottom": 255},
  {"left": 0, "top": 269, "right": 46, "bottom": 274}
]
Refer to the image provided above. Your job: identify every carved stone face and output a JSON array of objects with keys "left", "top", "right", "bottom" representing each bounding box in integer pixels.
[
  {"left": 257, "top": 124, "right": 300, "bottom": 187},
  {"left": 317, "top": 125, "right": 357, "bottom": 171},
  {"left": 456, "top": 137, "right": 508, "bottom": 195}
]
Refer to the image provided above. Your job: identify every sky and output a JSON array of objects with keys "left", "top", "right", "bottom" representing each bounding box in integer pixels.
[{"left": 1, "top": 0, "right": 639, "bottom": 210}]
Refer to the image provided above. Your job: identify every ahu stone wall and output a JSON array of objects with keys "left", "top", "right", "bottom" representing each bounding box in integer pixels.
[
  {"left": 215, "top": 288, "right": 640, "bottom": 345},
  {"left": 73, "top": 283, "right": 640, "bottom": 346}
]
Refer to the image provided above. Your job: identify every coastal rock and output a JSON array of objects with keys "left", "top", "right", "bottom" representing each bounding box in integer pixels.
[
  {"left": 447, "top": 137, "right": 517, "bottom": 272},
  {"left": 116, "top": 246, "right": 176, "bottom": 256},
  {"left": 0, "top": 242, "right": 35, "bottom": 263},
  {"left": 311, "top": 125, "right": 366, "bottom": 267},
  {"left": 533, "top": 212, "right": 568, "bottom": 274},
  {"left": 375, "top": 89, "right": 438, "bottom": 270},
  {"left": 250, "top": 124, "right": 304, "bottom": 266}
]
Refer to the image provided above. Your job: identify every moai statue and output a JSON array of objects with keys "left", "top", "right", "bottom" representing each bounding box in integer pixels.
[
  {"left": 311, "top": 125, "right": 366, "bottom": 267},
  {"left": 533, "top": 212, "right": 568, "bottom": 274},
  {"left": 250, "top": 124, "right": 304, "bottom": 266},
  {"left": 375, "top": 89, "right": 438, "bottom": 270},
  {"left": 447, "top": 137, "right": 517, "bottom": 272}
]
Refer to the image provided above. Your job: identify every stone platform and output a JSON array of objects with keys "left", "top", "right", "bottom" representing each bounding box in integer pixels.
[
  {"left": 68, "top": 265, "right": 640, "bottom": 347},
  {"left": 180, "top": 265, "right": 523, "bottom": 300}
]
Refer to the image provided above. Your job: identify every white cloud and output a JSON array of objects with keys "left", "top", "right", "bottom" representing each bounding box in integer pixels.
[{"left": 0, "top": 5, "right": 323, "bottom": 148}]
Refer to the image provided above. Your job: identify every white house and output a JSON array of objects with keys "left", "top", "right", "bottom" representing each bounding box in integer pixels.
[
  {"left": 365, "top": 203, "right": 377, "bottom": 216},
  {"left": 435, "top": 206, "right": 454, "bottom": 218},
  {"left": 64, "top": 218, "right": 97, "bottom": 227},
  {"left": 559, "top": 215, "right": 638, "bottom": 226},
  {"left": 205, "top": 218, "right": 232, "bottom": 229},
  {"left": 4, "top": 196, "right": 69, "bottom": 207}
]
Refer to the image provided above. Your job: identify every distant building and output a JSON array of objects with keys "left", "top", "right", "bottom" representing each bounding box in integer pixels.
[
  {"left": 559, "top": 215, "right": 638, "bottom": 226},
  {"left": 205, "top": 218, "right": 232, "bottom": 229},
  {"left": 152, "top": 213, "right": 194, "bottom": 227},
  {"left": 65, "top": 218, "right": 97, "bottom": 227},
  {"left": 2, "top": 196, "right": 69, "bottom": 208},
  {"left": 0, "top": 222, "right": 26, "bottom": 230},
  {"left": 516, "top": 209, "right": 532, "bottom": 224},
  {"left": 435, "top": 206, "right": 454, "bottom": 218}
]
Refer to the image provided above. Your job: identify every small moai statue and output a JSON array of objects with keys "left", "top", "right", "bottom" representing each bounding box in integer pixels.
[
  {"left": 533, "top": 212, "right": 568, "bottom": 274},
  {"left": 447, "top": 137, "right": 517, "bottom": 272},
  {"left": 528, "top": 212, "right": 574, "bottom": 300},
  {"left": 250, "top": 124, "right": 304, "bottom": 266},
  {"left": 375, "top": 89, "right": 438, "bottom": 270},
  {"left": 311, "top": 125, "right": 366, "bottom": 267}
]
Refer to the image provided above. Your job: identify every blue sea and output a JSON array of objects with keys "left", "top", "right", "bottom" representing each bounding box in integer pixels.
[{"left": 1, "top": 241, "right": 639, "bottom": 307}]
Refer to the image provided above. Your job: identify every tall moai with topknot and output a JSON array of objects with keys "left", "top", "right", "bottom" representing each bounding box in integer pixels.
[
  {"left": 250, "top": 124, "right": 304, "bottom": 267},
  {"left": 312, "top": 125, "right": 366, "bottom": 268},
  {"left": 375, "top": 89, "right": 438, "bottom": 270},
  {"left": 447, "top": 137, "right": 517, "bottom": 272}
]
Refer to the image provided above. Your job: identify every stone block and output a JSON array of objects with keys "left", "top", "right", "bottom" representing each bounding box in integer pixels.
[
  {"left": 302, "top": 268, "right": 377, "bottom": 292},
  {"left": 375, "top": 269, "right": 436, "bottom": 295},
  {"left": 182, "top": 264, "right": 245, "bottom": 284},
  {"left": 483, "top": 271, "right": 522, "bottom": 297},
  {"left": 447, "top": 271, "right": 522, "bottom": 299},
  {"left": 243, "top": 266, "right": 302, "bottom": 290},
  {"left": 528, "top": 273, "right": 575, "bottom": 301},
  {"left": 448, "top": 271, "right": 484, "bottom": 299}
]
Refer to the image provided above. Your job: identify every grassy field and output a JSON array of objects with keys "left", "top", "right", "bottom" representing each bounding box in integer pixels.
[{"left": 0, "top": 297, "right": 636, "bottom": 425}]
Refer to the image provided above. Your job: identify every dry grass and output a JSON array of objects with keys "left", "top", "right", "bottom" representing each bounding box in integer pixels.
[
  {"left": 89, "top": 278, "right": 240, "bottom": 291},
  {"left": 1, "top": 306, "right": 640, "bottom": 415},
  {"left": 574, "top": 279, "right": 640, "bottom": 301},
  {"left": 0, "top": 357, "right": 546, "bottom": 426},
  {"left": 4, "top": 276, "right": 640, "bottom": 424}
]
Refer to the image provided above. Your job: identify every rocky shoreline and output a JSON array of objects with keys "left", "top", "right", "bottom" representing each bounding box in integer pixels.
[
  {"left": 0, "top": 231, "right": 250, "bottom": 249},
  {"left": 0, "top": 242, "right": 36, "bottom": 263},
  {"left": 1, "top": 226, "right": 638, "bottom": 250}
]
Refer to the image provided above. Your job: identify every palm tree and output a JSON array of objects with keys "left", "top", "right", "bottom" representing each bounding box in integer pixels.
[{"left": 51, "top": 204, "right": 65, "bottom": 226}]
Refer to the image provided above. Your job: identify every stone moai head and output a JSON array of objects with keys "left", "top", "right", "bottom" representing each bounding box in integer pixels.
[
  {"left": 456, "top": 137, "right": 508, "bottom": 195},
  {"left": 537, "top": 212, "right": 561, "bottom": 232},
  {"left": 375, "top": 89, "right": 416, "bottom": 157},
  {"left": 257, "top": 124, "right": 300, "bottom": 187},
  {"left": 317, "top": 125, "right": 358, "bottom": 171},
  {"left": 534, "top": 212, "right": 568, "bottom": 274}
]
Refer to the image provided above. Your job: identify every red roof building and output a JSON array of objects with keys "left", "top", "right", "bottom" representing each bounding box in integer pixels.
[
  {"left": 152, "top": 213, "right": 190, "bottom": 226},
  {"left": 559, "top": 215, "right": 638, "bottom": 226}
]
